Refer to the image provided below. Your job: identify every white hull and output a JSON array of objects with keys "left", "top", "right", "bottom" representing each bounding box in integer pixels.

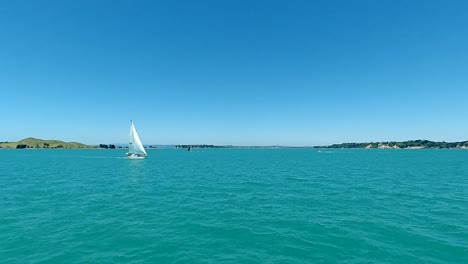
[{"left": 126, "top": 153, "right": 146, "bottom": 159}]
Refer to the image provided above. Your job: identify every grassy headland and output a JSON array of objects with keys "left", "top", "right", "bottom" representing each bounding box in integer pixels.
[{"left": 0, "top": 137, "right": 91, "bottom": 149}]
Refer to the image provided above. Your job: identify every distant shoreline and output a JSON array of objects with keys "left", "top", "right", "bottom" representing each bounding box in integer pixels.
[
  {"left": 2, "top": 138, "right": 468, "bottom": 150},
  {"left": 314, "top": 139, "right": 468, "bottom": 149}
]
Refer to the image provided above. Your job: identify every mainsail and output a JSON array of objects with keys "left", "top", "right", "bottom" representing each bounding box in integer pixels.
[{"left": 128, "top": 121, "right": 147, "bottom": 156}]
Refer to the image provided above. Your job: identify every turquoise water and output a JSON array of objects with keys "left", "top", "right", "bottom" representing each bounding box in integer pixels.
[{"left": 1, "top": 148, "right": 467, "bottom": 263}]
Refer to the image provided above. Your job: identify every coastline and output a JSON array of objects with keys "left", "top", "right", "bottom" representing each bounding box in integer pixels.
[
  {"left": 2, "top": 137, "right": 468, "bottom": 150},
  {"left": 314, "top": 139, "right": 468, "bottom": 149}
]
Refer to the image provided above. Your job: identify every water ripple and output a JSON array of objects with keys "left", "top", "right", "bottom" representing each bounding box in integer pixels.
[{"left": 0, "top": 149, "right": 467, "bottom": 263}]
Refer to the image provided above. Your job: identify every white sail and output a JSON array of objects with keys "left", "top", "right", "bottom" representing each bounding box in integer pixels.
[{"left": 128, "top": 121, "right": 147, "bottom": 157}]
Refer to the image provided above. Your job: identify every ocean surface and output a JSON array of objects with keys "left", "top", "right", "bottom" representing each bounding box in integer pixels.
[{"left": 1, "top": 148, "right": 467, "bottom": 263}]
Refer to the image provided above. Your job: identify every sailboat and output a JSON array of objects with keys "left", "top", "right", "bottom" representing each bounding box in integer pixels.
[{"left": 126, "top": 120, "right": 147, "bottom": 159}]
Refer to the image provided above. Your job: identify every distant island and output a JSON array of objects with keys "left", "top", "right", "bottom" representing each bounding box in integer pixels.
[
  {"left": 174, "top": 145, "right": 298, "bottom": 149},
  {"left": 314, "top": 139, "right": 468, "bottom": 149},
  {"left": 0, "top": 137, "right": 91, "bottom": 149},
  {"left": 175, "top": 144, "right": 227, "bottom": 149}
]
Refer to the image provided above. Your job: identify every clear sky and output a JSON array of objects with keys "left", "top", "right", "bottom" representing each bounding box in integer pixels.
[{"left": 1, "top": 0, "right": 467, "bottom": 146}]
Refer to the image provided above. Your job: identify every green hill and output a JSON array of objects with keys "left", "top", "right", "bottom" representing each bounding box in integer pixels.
[{"left": 0, "top": 137, "right": 92, "bottom": 149}]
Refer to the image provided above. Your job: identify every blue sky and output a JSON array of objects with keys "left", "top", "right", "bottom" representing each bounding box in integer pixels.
[{"left": 1, "top": 0, "right": 467, "bottom": 146}]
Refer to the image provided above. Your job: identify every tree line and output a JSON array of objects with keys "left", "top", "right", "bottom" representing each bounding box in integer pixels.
[
  {"left": 99, "top": 144, "right": 116, "bottom": 149},
  {"left": 315, "top": 140, "right": 468, "bottom": 149}
]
